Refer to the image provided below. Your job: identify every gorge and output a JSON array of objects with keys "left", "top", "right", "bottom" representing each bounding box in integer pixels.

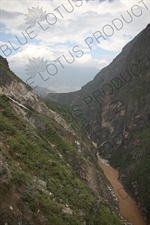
[
  {"left": 47, "top": 23, "right": 150, "bottom": 224},
  {"left": 0, "top": 23, "right": 149, "bottom": 225}
]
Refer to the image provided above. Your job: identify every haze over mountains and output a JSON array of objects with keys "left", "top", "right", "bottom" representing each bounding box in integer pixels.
[{"left": 34, "top": 86, "right": 56, "bottom": 98}]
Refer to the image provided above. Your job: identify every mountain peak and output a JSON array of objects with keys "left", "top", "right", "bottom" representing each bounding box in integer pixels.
[{"left": 0, "top": 55, "right": 9, "bottom": 68}]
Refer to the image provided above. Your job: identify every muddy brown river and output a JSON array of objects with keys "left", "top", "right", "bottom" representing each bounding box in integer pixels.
[{"left": 97, "top": 155, "right": 146, "bottom": 225}]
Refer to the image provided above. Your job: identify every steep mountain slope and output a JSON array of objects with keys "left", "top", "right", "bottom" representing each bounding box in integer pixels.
[
  {"left": 47, "top": 24, "right": 150, "bottom": 224},
  {"left": 0, "top": 56, "right": 130, "bottom": 225}
]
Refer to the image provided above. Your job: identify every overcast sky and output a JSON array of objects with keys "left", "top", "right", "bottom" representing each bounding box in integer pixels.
[{"left": 0, "top": 0, "right": 149, "bottom": 93}]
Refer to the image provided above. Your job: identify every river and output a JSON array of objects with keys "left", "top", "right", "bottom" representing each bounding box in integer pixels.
[{"left": 97, "top": 155, "right": 146, "bottom": 225}]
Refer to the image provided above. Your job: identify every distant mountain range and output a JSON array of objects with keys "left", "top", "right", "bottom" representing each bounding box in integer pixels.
[{"left": 33, "top": 86, "right": 56, "bottom": 98}]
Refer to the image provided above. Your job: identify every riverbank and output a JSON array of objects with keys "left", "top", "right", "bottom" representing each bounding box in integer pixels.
[{"left": 97, "top": 155, "right": 146, "bottom": 225}]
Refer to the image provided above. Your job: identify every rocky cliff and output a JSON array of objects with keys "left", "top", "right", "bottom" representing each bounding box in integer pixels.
[
  {"left": 0, "top": 56, "right": 131, "bottom": 224},
  {"left": 47, "top": 24, "right": 150, "bottom": 224}
]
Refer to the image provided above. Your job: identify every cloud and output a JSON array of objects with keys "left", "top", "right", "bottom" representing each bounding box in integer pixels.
[
  {"left": 1, "top": 0, "right": 149, "bottom": 46},
  {"left": 0, "top": 9, "right": 22, "bottom": 19},
  {"left": 97, "top": 35, "right": 133, "bottom": 52},
  {"left": 0, "top": 0, "right": 149, "bottom": 92}
]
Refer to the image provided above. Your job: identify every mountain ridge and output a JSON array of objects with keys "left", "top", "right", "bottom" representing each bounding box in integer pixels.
[
  {"left": 0, "top": 55, "right": 131, "bottom": 225},
  {"left": 46, "top": 23, "right": 150, "bottom": 224}
]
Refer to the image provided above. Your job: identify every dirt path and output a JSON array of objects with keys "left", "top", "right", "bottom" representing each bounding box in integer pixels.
[{"left": 97, "top": 155, "right": 146, "bottom": 225}]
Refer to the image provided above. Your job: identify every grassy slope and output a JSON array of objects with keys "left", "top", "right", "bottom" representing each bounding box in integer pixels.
[{"left": 0, "top": 94, "right": 123, "bottom": 225}]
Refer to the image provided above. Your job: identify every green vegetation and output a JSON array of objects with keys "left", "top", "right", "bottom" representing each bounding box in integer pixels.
[
  {"left": 0, "top": 94, "right": 122, "bottom": 225},
  {"left": 45, "top": 98, "right": 82, "bottom": 131}
]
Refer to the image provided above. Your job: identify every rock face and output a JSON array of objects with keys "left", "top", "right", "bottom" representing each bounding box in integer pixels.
[
  {"left": 0, "top": 56, "right": 129, "bottom": 224},
  {"left": 47, "top": 24, "right": 150, "bottom": 224},
  {"left": 0, "top": 58, "right": 75, "bottom": 134}
]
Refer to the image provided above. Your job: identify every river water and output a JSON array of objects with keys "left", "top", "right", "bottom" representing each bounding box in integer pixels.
[{"left": 97, "top": 155, "right": 146, "bottom": 225}]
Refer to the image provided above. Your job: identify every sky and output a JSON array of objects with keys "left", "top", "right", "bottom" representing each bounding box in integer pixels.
[{"left": 0, "top": 0, "right": 150, "bottom": 93}]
